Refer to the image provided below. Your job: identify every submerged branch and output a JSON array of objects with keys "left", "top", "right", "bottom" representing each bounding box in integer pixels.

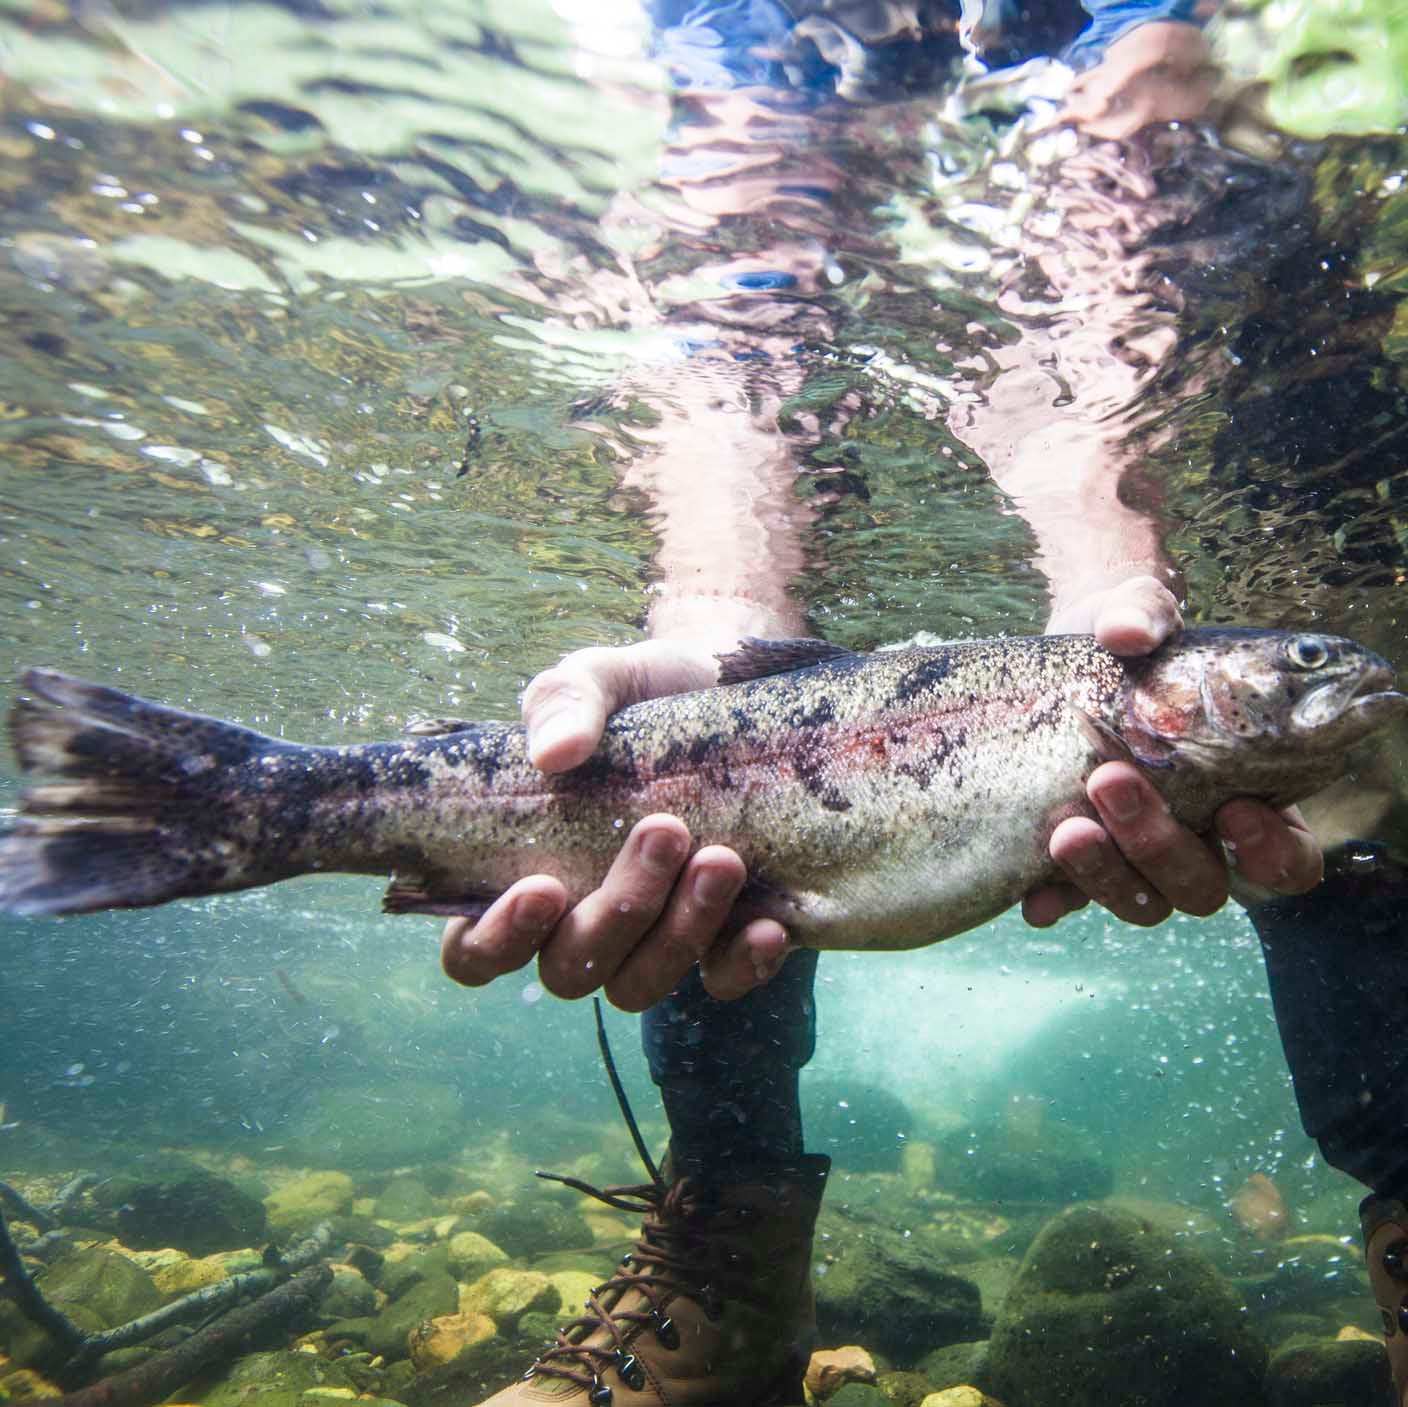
[
  {"left": 62, "top": 1223, "right": 334, "bottom": 1375},
  {"left": 48, "top": 1264, "right": 332, "bottom": 1407},
  {"left": 0, "top": 1203, "right": 87, "bottom": 1353}
]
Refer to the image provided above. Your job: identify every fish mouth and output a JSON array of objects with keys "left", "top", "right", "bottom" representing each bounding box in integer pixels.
[{"left": 1292, "top": 664, "right": 1407, "bottom": 733}]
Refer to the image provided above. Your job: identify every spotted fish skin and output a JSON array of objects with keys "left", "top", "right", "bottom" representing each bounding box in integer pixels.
[{"left": 1, "top": 629, "right": 1403, "bottom": 949}]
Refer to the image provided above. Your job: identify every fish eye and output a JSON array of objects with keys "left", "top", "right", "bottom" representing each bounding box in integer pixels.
[{"left": 1285, "top": 634, "right": 1332, "bottom": 671}]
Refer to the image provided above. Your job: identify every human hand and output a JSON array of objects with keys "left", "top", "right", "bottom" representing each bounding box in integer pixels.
[
  {"left": 1060, "top": 21, "right": 1218, "bottom": 142},
  {"left": 1025, "top": 574, "right": 1325, "bottom": 927},
  {"left": 440, "top": 638, "right": 794, "bottom": 1010}
]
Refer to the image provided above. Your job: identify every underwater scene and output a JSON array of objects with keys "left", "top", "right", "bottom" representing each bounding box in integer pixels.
[{"left": 2, "top": 0, "right": 1408, "bottom": 1404}]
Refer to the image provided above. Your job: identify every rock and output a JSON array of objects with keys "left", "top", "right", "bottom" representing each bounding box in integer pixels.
[
  {"left": 827, "top": 1386, "right": 889, "bottom": 1407},
  {"left": 0, "top": 1369, "right": 61, "bottom": 1400},
  {"left": 153, "top": 1255, "right": 231, "bottom": 1297},
  {"left": 325, "top": 1214, "right": 396, "bottom": 1250},
  {"left": 197, "top": 1351, "right": 357, "bottom": 1407},
  {"left": 379, "top": 1245, "right": 451, "bottom": 1301},
  {"left": 815, "top": 1208, "right": 984, "bottom": 1364},
  {"left": 876, "top": 1369, "right": 934, "bottom": 1406},
  {"left": 985, "top": 1204, "right": 1268, "bottom": 1407},
  {"left": 1264, "top": 1335, "right": 1392, "bottom": 1407},
  {"left": 545, "top": 1271, "right": 598, "bottom": 1322},
  {"left": 918, "top": 1342, "right": 988, "bottom": 1391},
  {"left": 407, "top": 1312, "right": 497, "bottom": 1370},
  {"left": 514, "top": 1311, "right": 561, "bottom": 1346},
  {"left": 445, "top": 1231, "right": 509, "bottom": 1282},
  {"left": 469, "top": 1200, "right": 592, "bottom": 1260},
  {"left": 935, "top": 1120, "right": 1112, "bottom": 1204},
  {"left": 374, "top": 1178, "right": 435, "bottom": 1224},
  {"left": 459, "top": 1269, "right": 558, "bottom": 1331},
  {"left": 264, "top": 1173, "right": 355, "bottom": 1234},
  {"left": 393, "top": 1339, "right": 524, "bottom": 1407},
  {"left": 918, "top": 1390, "right": 1003, "bottom": 1407},
  {"left": 1240, "top": 1234, "right": 1367, "bottom": 1316},
  {"left": 366, "top": 1273, "right": 460, "bottom": 1362},
  {"left": 103, "top": 1168, "right": 267, "bottom": 1257},
  {"left": 806, "top": 1346, "right": 878, "bottom": 1399},
  {"left": 44, "top": 1248, "right": 162, "bottom": 1328},
  {"left": 321, "top": 1268, "right": 377, "bottom": 1321}
]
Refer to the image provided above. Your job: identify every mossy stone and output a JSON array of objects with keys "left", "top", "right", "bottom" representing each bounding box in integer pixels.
[
  {"left": 373, "top": 1179, "right": 435, "bottom": 1224},
  {"left": 985, "top": 1204, "right": 1268, "bottom": 1407},
  {"left": 380, "top": 1246, "right": 451, "bottom": 1300},
  {"left": 1264, "top": 1335, "right": 1391, "bottom": 1407},
  {"left": 108, "top": 1169, "right": 267, "bottom": 1256},
  {"left": 196, "top": 1350, "right": 357, "bottom": 1407},
  {"left": 44, "top": 1247, "right": 163, "bottom": 1328},
  {"left": 467, "top": 1200, "right": 592, "bottom": 1260},
  {"left": 814, "top": 1208, "right": 984, "bottom": 1364},
  {"left": 917, "top": 1341, "right": 989, "bottom": 1392},
  {"left": 365, "top": 1272, "right": 459, "bottom": 1361}
]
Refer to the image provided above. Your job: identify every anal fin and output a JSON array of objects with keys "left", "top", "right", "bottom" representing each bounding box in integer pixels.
[{"left": 382, "top": 877, "right": 492, "bottom": 919}]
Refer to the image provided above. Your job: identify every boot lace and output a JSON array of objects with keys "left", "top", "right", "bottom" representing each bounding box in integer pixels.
[{"left": 522, "top": 1172, "right": 716, "bottom": 1399}]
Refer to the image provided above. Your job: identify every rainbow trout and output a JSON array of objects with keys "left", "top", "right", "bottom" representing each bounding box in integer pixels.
[{"left": 1, "top": 629, "right": 1403, "bottom": 947}]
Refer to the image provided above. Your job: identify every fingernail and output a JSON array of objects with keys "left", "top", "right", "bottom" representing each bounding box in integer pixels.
[
  {"left": 693, "top": 867, "right": 739, "bottom": 906},
  {"left": 512, "top": 893, "right": 559, "bottom": 936},
  {"left": 1103, "top": 780, "right": 1143, "bottom": 822},
  {"left": 528, "top": 711, "right": 578, "bottom": 763},
  {"left": 641, "top": 829, "right": 685, "bottom": 870}
]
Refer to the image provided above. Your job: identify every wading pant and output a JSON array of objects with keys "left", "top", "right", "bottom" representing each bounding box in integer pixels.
[
  {"left": 1252, "top": 867, "right": 1408, "bottom": 1198},
  {"left": 642, "top": 949, "right": 818, "bottom": 1176},
  {"left": 645, "top": 876, "right": 1408, "bottom": 1196}
]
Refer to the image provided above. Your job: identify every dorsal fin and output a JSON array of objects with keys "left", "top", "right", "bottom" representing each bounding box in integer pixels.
[{"left": 717, "top": 636, "right": 857, "bottom": 686}]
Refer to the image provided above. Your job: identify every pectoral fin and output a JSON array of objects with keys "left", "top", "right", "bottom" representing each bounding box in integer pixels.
[
  {"left": 382, "top": 876, "right": 492, "bottom": 919},
  {"left": 1071, "top": 704, "right": 1177, "bottom": 770}
]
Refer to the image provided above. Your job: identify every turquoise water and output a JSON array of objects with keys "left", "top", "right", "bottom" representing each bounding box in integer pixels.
[{"left": 1, "top": 2, "right": 1406, "bottom": 1402}]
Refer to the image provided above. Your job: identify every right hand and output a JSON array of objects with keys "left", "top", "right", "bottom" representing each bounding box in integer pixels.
[{"left": 440, "top": 640, "right": 794, "bottom": 1011}]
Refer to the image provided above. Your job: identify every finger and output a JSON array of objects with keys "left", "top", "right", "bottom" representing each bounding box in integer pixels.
[
  {"left": 1085, "top": 763, "right": 1229, "bottom": 917},
  {"left": 1049, "top": 813, "right": 1177, "bottom": 926},
  {"left": 700, "top": 919, "right": 794, "bottom": 1001},
  {"left": 605, "top": 846, "right": 747, "bottom": 1013},
  {"left": 1022, "top": 880, "right": 1091, "bottom": 928},
  {"left": 1216, "top": 800, "right": 1324, "bottom": 896},
  {"left": 521, "top": 656, "right": 616, "bottom": 773},
  {"left": 536, "top": 815, "right": 691, "bottom": 1000},
  {"left": 441, "top": 877, "right": 568, "bottom": 987},
  {"left": 1091, "top": 575, "right": 1183, "bottom": 656},
  {"left": 521, "top": 642, "right": 719, "bottom": 773}
]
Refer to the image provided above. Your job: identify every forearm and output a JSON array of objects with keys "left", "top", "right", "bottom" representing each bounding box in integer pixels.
[{"left": 625, "top": 366, "right": 812, "bottom": 649}]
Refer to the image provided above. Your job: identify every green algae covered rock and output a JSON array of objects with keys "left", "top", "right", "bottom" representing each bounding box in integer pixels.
[
  {"left": 985, "top": 1205, "right": 1267, "bottom": 1407},
  {"left": 44, "top": 1247, "right": 162, "bottom": 1328},
  {"left": 814, "top": 1209, "right": 984, "bottom": 1364},
  {"left": 1214, "top": 0, "right": 1408, "bottom": 137},
  {"left": 101, "top": 1167, "right": 267, "bottom": 1256},
  {"left": 264, "top": 1172, "right": 354, "bottom": 1235},
  {"left": 365, "top": 1271, "right": 460, "bottom": 1362},
  {"left": 1264, "top": 1335, "right": 1391, "bottom": 1407},
  {"left": 197, "top": 1350, "right": 357, "bottom": 1407}
]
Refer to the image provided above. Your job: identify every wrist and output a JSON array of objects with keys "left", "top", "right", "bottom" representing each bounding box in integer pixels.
[{"left": 647, "top": 588, "right": 801, "bottom": 652}]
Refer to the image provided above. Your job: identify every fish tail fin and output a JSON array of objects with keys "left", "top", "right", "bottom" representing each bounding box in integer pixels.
[{"left": 2, "top": 669, "right": 280, "bottom": 916}]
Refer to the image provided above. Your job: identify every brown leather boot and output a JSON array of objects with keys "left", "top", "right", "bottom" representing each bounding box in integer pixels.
[
  {"left": 475, "top": 1155, "right": 830, "bottom": 1406},
  {"left": 1362, "top": 1194, "right": 1408, "bottom": 1404}
]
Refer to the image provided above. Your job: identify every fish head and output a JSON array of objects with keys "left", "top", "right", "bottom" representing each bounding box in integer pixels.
[{"left": 1125, "top": 629, "right": 1407, "bottom": 779}]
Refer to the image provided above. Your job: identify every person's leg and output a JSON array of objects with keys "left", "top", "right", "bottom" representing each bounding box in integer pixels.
[
  {"left": 1251, "top": 848, "right": 1408, "bottom": 1402},
  {"left": 479, "top": 951, "right": 826, "bottom": 1406},
  {"left": 642, "top": 948, "right": 819, "bottom": 1176}
]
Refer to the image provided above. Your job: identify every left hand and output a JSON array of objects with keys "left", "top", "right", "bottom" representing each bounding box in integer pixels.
[{"left": 1024, "top": 575, "right": 1325, "bottom": 928}]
